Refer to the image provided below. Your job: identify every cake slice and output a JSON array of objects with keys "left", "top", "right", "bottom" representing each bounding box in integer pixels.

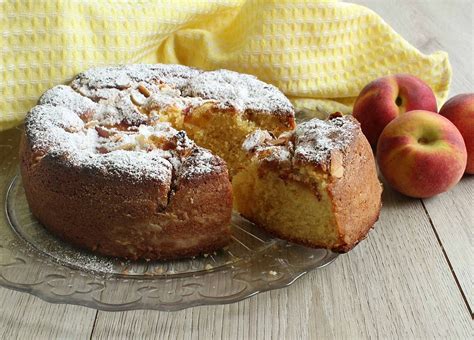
[{"left": 232, "top": 113, "right": 382, "bottom": 252}]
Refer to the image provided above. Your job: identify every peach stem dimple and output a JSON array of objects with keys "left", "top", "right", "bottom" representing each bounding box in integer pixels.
[
  {"left": 395, "top": 96, "right": 403, "bottom": 107},
  {"left": 417, "top": 137, "right": 430, "bottom": 145}
]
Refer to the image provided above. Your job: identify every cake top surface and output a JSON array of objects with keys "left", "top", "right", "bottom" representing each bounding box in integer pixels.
[
  {"left": 243, "top": 114, "right": 360, "bottom": 172},
  {"left": 70, "top": 64, "right": 294, "bottom": 117},
  {"left": 24, "top": 64, "right": 295, "bottom": 183},
  {"left": 293, "top": 115, "right": 359, "bottom": 165}
]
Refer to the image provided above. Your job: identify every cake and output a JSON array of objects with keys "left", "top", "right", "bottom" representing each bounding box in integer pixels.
[
  {"left": 232, "top": 113, "right": 383, "bottom": 252},
  {"left": 21, "top": 64, "right": 381, "bottom": 260},
  {"left": 20, "top": 64, "right": 295, "bottom": 260}
]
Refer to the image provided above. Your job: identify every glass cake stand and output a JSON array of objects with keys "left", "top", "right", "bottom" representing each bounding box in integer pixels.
[{"left": 0, "top": 127, "right": 338, "bottom": 311}]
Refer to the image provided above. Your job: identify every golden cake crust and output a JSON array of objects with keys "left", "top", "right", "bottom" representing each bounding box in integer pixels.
[
  {"left": 20, "top": 136, "right": 232, "bottom": 260},
  {"left": 327, "top": 123, "right": 382, "bottom": 252},
  {"left": 21, "top": 118, "right": 232, "bottom": 260}
]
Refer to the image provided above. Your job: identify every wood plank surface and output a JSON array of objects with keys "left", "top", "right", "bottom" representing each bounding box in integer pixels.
[
  {"left": 423, "top": 177, "right": 474, "bottom": 312},
  {"left": 91, "top": 183, "right": 473, "bottom": 339},
  {"left": 356, "top": 0, "right": 474, "bottom": 313},
  {"left": 0, "top": 290, "right": 96, "bottom": 340}
]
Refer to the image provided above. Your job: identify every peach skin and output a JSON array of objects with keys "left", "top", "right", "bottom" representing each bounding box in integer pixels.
[
  {"left": 439, "top": 93, "right": 474, "bottom": 174},
  {"left": 353, "top": 74, "right": 438, "bottom": 147},
  {"left": 377, "top": 110, "right": 467, "bottom": 198}
]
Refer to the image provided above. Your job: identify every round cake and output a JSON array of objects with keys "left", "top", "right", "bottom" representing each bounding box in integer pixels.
[
  {"left": 20, "top": 64, "right": 296, "bottom": 260},
  {"left": 21, "top": 64, "right": 382, "bottom": 260}
]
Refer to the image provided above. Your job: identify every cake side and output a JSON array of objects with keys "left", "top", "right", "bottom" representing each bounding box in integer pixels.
[
  {"left": 20, "top": 130, "right": 232, "bottom": 260},
  {"left": 326, "top": 123, "right": 383, "bottom": 252}
]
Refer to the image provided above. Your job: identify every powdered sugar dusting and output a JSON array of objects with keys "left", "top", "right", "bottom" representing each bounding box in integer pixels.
[
  {"left": 178, "top": 148, "right": 225, "bottom": 182},
  {"left": 242, "top": 129, "right": 274, "bottom": 152},
  {"left": 25, "top": 105, "right": 87, "bottom": 152},
  {"left": 294, "top": 116, "right": 358, "bottom": 165},
  {"left": 25, "top": 105, "right": 175, "bottom": 183},
  {"left": 39, "top": 85, "right": 97, "bottom": 117},
  {"left": 94, "top": 90, "right": 147, "bottom": 126},
  {"left": 182, "top": 69, "right": 293, "bottom": 114},
  {"left": 243, "top": 116, "right": 358, "bottom": 170},
  {"left": 70, "top": 64, "right": 293, "bottom": 116},
  {"left": 97, "top": 150, "right": 173, "bottom": 182}
]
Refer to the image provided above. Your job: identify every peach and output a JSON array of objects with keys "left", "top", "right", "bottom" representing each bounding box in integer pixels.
[
  {"left": 353, "top": 74, "right": 438, "bottom": 147},
  {"left": 377, "top": 110, "right": 467, "bottom": 198},
  {"left": 439, "top": 93, "right": 474, "bottom": 174}
]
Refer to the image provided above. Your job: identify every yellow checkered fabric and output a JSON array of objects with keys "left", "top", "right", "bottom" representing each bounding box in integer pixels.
[{"left": 0, "top": 0, "right": 451, "bottom": 131}]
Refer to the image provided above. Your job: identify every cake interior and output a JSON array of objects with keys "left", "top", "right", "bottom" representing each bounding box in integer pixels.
[
  {"left": 149, "top": 103, "right": 292, "bottom": 176},
  {"left": 232, "top": 162, "right": 340, "bottom": 248}
]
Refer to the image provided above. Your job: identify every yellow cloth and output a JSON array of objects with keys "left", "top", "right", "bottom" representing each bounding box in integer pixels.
[{"left": 0, "top": 0, "right": 451, "bottom": 131}]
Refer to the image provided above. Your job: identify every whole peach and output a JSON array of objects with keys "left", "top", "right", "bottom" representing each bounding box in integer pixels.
[
  {"left": 439, "top": 93, "right": 474, "bottom": 174},
  {"left": 377, "top": 110, "right": 467, "bottom": 198},
  {"left": 353, "top": 74, "right": 438, "bottom": 147}
]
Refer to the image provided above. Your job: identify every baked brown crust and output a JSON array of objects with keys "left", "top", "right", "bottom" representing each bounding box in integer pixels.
[
  {"left": 20, "top": 135, "right": 232, "bottom": 260},
  {"left": 328, "top": 125, "right": 383, "bottom": 252}
]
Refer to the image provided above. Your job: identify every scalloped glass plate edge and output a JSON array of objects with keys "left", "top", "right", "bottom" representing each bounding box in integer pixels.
[{"left": 1, "top": 173, "right": 339, "bottom": 311}]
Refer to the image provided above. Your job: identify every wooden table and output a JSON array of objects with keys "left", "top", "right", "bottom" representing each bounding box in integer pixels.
[{"left": 0, "top": 1, "right": 472, "bottom": 338}]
